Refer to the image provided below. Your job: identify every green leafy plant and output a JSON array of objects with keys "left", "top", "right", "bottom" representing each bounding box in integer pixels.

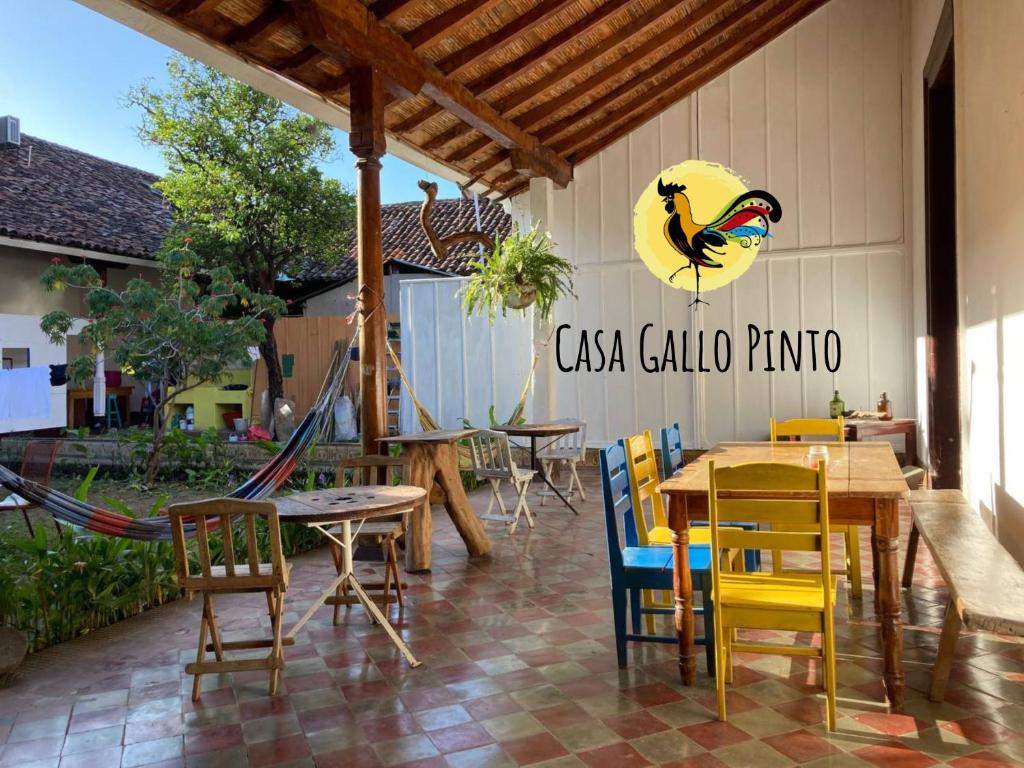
[
  {"left": 40, "top": 245, "right": 282, "bottom": 484},
  {"left": 127, "top": 56, "right": 356, "bottom": 409},
  {"left": 462, "top": 225, "right": 575, "bottom": 322}
]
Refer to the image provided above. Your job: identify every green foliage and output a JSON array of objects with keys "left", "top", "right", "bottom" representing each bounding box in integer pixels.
[
  {"left": 73, "top": 467, "right": 99, "bottom": 502},
  {"left": 0, "top": 508, "right": 325, "bottom": 652},
  {"left": 462, "top": 225, "right": 576, "bottom": 323},
  {"left": 40, "top": 245, "right": 283, "bottom": 483},
  {"left": 126, "top": 56, "right": 356, "bottom": 404}
]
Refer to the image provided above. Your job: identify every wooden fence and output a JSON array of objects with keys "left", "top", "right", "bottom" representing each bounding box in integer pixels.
[{"left": 253, "top": 316, "right": 358, "bottom": 421}]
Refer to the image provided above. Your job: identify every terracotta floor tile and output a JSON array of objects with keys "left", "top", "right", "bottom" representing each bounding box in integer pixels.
[
  {"left": 426, "top": 722, "right": 494, "bottom": 754},
  {"left": 941, "top": 718, "right": 1018, "bottom": 746},
  {"left": 762, "top": 729, "right": 839, "bottom": 763},
  {"left": 678, "top": 721, "right": 752, "bottom": 751},
  {"left": 501, "top": 732, "right": 569, "bottom": 765},
  {"left": 854, "top": 741, "right": 940, "bottom": 768},
  {"left": 577, "top": 741, "right": 654, "bottom": 767},
  {"left": 602, "top": 711, "right": 671, "bottom": 740}
]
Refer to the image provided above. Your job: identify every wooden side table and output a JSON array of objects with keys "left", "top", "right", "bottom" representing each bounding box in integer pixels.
[{"left": 844, "top": 418, "right": 918, "bottom": 467}]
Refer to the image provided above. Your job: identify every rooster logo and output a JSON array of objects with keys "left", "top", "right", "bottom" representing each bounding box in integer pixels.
[{"left": 634, "top": 162, "right": 782, "bottom": 306}]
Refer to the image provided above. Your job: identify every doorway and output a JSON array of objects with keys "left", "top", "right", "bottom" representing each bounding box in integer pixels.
[{"left": 923, "top": 0, "right": 961, "bottom": 489}]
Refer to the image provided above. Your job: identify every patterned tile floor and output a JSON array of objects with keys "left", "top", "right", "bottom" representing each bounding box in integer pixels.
[{"left": 2, "top": 469, "right": 1023, "bottom": 767}]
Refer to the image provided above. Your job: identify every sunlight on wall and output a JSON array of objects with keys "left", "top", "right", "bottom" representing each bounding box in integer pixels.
[{"left": 964, "top": 320, "right": 999, "bottom": 523}]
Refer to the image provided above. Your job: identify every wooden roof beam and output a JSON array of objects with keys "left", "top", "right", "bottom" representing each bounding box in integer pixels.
[
  {"left": 290, "top": 0, "right": 572, "bottom": 187},
  {"left": 514, "top": 0, "right": 735, "bottom": 132},
  {"left": 565, "top": 0, "right": 829, "bottom": 164},
  {"left": 430, "top": 0, "right": 685, "bottom": 151},
  {"left": 368, "top": 0, "right": 425, "bottom": 22},
  {"left": 536, "top": 0, "right": 772, "bottom": 144},
  {"left": 225, "top": 6, "right": 291, "bottom": 46},
  {"left": 391, "top": 0, "right": 637, "bottom": 134},
  {"left": 406, "top": 0, "right": 505, "bottom": 52},
  {"left": 436, "top": 0, "right": 577, "bottom": 79},
  {"left": 166, "top": 0, "right": 224, "bottom": 16}
]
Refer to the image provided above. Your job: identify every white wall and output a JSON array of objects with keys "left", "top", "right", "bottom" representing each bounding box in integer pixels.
[
  {"left": 949, "top": 0, "right": 1024, "bottom": 562},
  {"left": 399, "top": 277, "right": 534, "bottom": 433},
  {"left": 531, "top": 0, "right": 910, "bottom": 448},
  {"left": 0, "top": 313, "right": 70, "bottom": 433}
]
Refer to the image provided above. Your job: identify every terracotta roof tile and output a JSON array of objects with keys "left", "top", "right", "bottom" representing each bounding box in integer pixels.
[
  {"left": 298, "top": 196, "right": 512, "bottom": 284},
  {"left": 0, "top": 134, "right": 170, "bottom": 259}
]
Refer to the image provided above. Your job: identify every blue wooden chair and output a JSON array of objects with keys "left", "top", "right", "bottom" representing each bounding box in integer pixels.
[
  {"left": 600, "top": 442, "right": 715, "bottom": 673},
  {"left": 658, "top": 423, "right": 761, "bottom": 572}
]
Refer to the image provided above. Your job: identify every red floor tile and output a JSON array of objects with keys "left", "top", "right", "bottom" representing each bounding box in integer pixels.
[
  {"left": 501, "top": 732, "right": 569, "bottom": 765},
  {"left": 602, "top": 710, "right": 671, "bottom": 739},
  {"left": 763, "top": 729, "right": 839, "bottom": 763},
  {"left": 679, "top": 721, "right": 752, "bottom": 751},
  {"left": 855, "top": 741, "right": 940, "bottom": 768},
  {"left": 578, "top": 741, "right": 654, "bottom": 768}
]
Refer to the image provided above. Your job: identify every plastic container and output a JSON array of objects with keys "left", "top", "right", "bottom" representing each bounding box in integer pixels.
[
  {"left": 233, "top": 417, "right": 248, "bottom": 433},
  {"left": 222, "top": 409, "right": 243, "bottom": 429}
]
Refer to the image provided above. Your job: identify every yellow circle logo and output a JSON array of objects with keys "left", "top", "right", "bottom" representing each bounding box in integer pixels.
[{"left": 633, "top": 160, "right": 781, "bottom": 305}]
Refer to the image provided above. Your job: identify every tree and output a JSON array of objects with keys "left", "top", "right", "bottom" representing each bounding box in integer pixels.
[
  {"left": 126, "top": 56, "right": 356, "bottom": 417},
  {"left": 40, "top": 246, "right": 284, "bottom": 484}
]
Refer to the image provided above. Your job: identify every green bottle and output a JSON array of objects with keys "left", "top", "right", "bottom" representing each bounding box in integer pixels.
[{"left": 829, "top": 390, "right": 845, "bottom": 419}]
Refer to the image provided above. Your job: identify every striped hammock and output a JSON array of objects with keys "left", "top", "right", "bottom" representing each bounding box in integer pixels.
[{"left": 0, "top": 336, "right": 354, "bottom": 541}]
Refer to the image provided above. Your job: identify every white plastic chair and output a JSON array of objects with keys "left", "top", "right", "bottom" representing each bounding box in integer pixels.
[
  {"left": 468, "top": 429, "right": 536, "bottom": 534},
  {"left": 538, "top": 419, "right": 587, "bottom": 506}
]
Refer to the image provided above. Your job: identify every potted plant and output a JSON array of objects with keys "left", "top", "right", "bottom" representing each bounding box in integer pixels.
[{"left": 462, "top": 225, "right": 575, "bottom": 322}]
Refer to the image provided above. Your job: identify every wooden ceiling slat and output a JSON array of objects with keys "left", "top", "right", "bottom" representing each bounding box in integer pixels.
[
  {"left": 436, "top": 0, "right": 578, "bottom": 79},
  {"left": 535, "top": 0, "right": 771, "bottom": 144},
  {"left": 166, "top": 0, "right": 223, "bottom": 16},
  {"left": 565, "top": 0, "right": 829, "bottom": 164},
  {"left": 514, "top": 0, "right": 734, "bottom": 132},
  {"left": 292, "top": 0, "right": 572, "bottom": 186},
  {"left": 445, "top": 136, "right": 491, "bottom": 164},
  {"left": 391, "top": 0, "right": 637, "bottom": 134},
  {"left": 225, "top": 6, "right": 291, "bottom": 45},
  {"left": 369, "top": 0, "right": 426, "bottom": 22},
  {"left": 430, "top": 0, "right": 684, "bottom": 151},
  {"left": 278, "top": 45, "right": 324, "bottom": 73},
  {"left": 406, "top": 0, "right": 505, "bottom": 52},
  {"left": 493, "top": 0, "right": 685, "bottom": 117}
]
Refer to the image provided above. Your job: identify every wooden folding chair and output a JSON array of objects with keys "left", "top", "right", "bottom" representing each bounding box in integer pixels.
[
  {"left": 538, "top": 419, "right": 587, "bottom": 505},
  {"left": 468, "top": 429, "right": 536, "bottom": 534},
  {"left": 332, "top": 455, "right": 409, "bottom": 618},
  {"left": 769, "top": 416, "right": 863, "bottom": 599},
  {"left": 0, "top": 440, "right": 60, "bottom": 537},
  {"left": 708, "top": 460, "right": 839, "bottom": 731},
  {"left": 169, "top": 499, "right": 289, "bottom": 701}
]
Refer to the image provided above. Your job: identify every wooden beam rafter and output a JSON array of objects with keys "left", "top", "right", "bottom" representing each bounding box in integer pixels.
[
  {"left": 368, "top": 0, "right": 425, "bottom": 22},
  {"left": 535, "top": 0, "right": 772, "bottom": 145},
  {"left": 424, "top": 0, "right": 685, "bottom": 152},
  {"left": 435, "top": 0, "right": 577, "bottom": 79},
  {"left": 289, "top": 0, "right": 572, "bottom": 186},
  {"left": 225, "top": 6, "right": 291, "bottom": 46},
  {"left": 166, "top": 0, "right": 223, "bottom": 17},
  {"left": 391, "top": 0, "right": 637, "bottom": 134},
  {"left": 277, "top": 45, "right": 324, "bottom": 73},
  {"left": 513, "top": 0, "right": 735, "bottom": 133},
  {"left": 406, "top": 0, "right": 504, "bottom": 52},
  {"left": 565, "top": 0, "right": 829, "bottom": 165}
]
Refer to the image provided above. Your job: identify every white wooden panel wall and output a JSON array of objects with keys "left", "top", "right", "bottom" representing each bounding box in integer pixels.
[
  {"left": 542, "top": 0, "right": 909, "bottom": 448},
  {"left": 399, "top": 277, "right": 534, "bottom": 433}
]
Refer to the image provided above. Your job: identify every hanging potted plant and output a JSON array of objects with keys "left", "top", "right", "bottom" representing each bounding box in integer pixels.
[{"left": 462, "top": 225, "right": 576, "bottom": 322}]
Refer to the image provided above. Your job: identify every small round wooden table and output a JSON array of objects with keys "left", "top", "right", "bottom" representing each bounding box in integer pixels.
[
  {"left": 494, "top": 423, "right": 581, "bottom": 514},
  {"left": 275, "top": 485, "right": 427, "bottom": 666}
]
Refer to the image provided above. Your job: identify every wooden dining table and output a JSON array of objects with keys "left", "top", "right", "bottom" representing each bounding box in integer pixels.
[
  {"left": 658, "top": 441, "right": 909, "bottom": 709},
  {"left": 275, "top": 485, "right": 428, "bottom": 666}
]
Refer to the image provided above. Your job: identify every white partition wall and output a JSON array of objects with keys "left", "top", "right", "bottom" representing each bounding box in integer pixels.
[
  {"left": 398, "top": 277, "right": 534, "bottom": 433},
  {"left": 536, "top": 0, "right": 910, "bottom": 448},
  {"left": 0, "top": 313, "right": 70, "bottom": 434}
]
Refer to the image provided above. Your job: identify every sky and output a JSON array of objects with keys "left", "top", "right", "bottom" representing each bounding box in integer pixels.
[{"left": 0, "top": 0, "right": 461, "bottom": 203}]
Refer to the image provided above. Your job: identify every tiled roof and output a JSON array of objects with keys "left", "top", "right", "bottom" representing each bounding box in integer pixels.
[
  {"left": 0, "top": 134, "right": 170, "bottom": 259},
  {"left": 298, "top": 196, "right": 512, "bottom": 284},
  {"left": 0, "top": 133, "right": 511, "bottom": 277}
]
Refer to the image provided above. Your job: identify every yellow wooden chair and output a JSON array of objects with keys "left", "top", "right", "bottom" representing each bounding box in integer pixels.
[
  {"left": 622, "top": 431, "right": 740, "bottom": 634},
  {"left": 769, "top": 416, "right": 862, "bottom": 599},
  {"left": 708, "top": 460, "right": 838, "bottom": 731}
]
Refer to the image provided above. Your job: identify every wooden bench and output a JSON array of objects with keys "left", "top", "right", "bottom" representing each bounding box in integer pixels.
[{"left": 907, "top": 490, "right": 1024, "bottom": 701}]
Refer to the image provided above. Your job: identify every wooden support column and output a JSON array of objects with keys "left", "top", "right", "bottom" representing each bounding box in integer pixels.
[{"left": 350, "top": 67, "right": 388, "bottom": 455}]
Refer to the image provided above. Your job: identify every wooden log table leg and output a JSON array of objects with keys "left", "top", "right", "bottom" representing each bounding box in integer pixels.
[
  {"left": 404, "top": 444, "right": 435, "bottom": 573},
  {"left": 875, "top": 498, "right": 905, "bottom": 709},
  {"left": 670, "top": 496, "right": 697, "bottom": 686},
  {"left": 435, "top": 442, "right": 492, "bottom": 559}
]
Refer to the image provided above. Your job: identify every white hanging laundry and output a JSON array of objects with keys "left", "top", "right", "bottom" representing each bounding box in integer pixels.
[{"left": 0, "top": 366, "right": 51, "bottom": 420}]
